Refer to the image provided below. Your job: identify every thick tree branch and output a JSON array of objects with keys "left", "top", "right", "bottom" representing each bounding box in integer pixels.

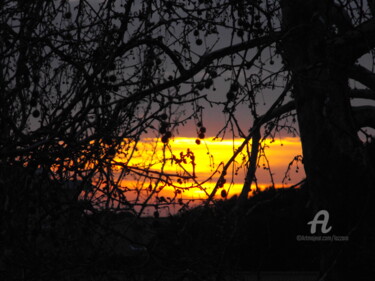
[
  {"left": 333, "top": 17, "right": 375, "bottom": 62},
  {"left": 350, "top": 88, "right": 375, "bottom": 100},
  {"left": 348, "top": 64, "right": 375, "bottom": 91},
  {"left": 242, "top": 94, "right": 375, "bottom": 130},
  {"left": 257, "top": 94, "right": 375, "bottom": 130},
  {"left": 260, "top": 100, "right": 296, "bottom": 123},
  {"left": 237, "top": 127, "right": 260, "bottom": 209},
  {"left": 353, "top": 105, "right": 375, "bottom": 129}
]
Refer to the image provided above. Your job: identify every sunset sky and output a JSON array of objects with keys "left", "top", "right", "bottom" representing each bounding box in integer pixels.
[{"left": 115, "top": 135, "right": 304, "bottom": 207}]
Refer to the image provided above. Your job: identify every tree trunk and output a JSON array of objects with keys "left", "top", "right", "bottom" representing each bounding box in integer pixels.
[{"left": 281, "top": 0, "right": 375, "bottom": 279}]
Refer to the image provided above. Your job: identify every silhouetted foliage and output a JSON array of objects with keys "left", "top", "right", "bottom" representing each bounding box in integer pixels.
[{"left": 1, "top": 0, "right": 375, "bottom": 280}]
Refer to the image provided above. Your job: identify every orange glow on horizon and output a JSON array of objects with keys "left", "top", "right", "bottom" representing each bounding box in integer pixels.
[{"left": 113, "top": 136, "right": 305, "bottom": 200}]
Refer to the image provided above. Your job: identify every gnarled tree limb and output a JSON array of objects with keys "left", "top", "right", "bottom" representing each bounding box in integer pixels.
[{"left": 333, "top": 17, "right": 375, "bottom": 62}]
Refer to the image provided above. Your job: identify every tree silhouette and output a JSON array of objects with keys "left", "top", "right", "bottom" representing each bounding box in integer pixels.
[{"left": 1, "top": 0, "right": 375, "bottom": 280}]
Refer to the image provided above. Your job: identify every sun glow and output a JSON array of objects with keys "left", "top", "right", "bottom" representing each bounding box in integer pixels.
[{"left": 113, "top": 136, "right": 304, "bottom": 202}]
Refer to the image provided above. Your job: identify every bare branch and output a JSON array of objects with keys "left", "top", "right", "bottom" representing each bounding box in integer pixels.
[
  {"left": 260, "top": 100, "right": 296, "bottom": 124},
  {"left": 205, "top": 81, "right": 292, "bottom": 205},
  {"left": 198, "top": 32, "right": 281, "bottom": 67},
  {"left": 112, "top": 33, "right": 281, "bottom": 120},
  {"left": 117, "top": 39, "right": 187, "bottom": 75},
  {"left": 116, "top": 33, "right": 282, "bottom": 105}
]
